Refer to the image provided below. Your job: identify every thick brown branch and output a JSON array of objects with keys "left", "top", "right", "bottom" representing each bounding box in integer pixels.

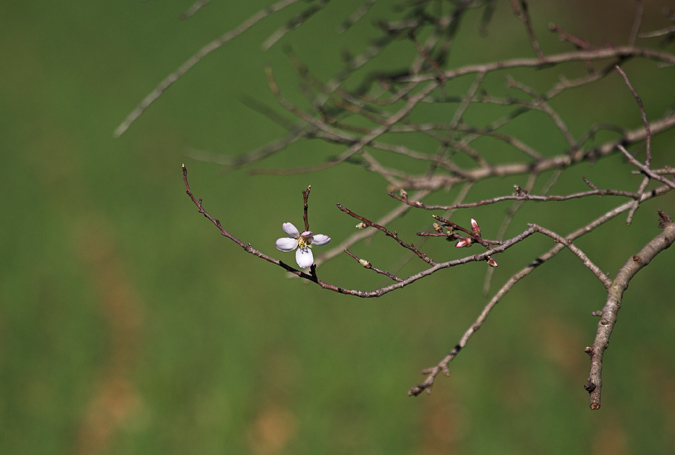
[{"left": 584, "top": 213, "right": 675, "bottom": 410}]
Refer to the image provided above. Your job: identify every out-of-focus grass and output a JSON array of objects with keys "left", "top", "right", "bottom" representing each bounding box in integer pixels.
[{"left": 1, "top": 1, "right": 674, "bottom": 454}]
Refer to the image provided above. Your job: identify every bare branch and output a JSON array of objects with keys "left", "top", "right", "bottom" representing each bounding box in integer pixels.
[
  {"left": 390, "top": 185, "right": 645, "bottom": 210},
  {"left": 182, "top": 164, "right": 314, "bottom": 280},
  {"left": 262, "top": 0, "right": 330, "bottom": 51},
  {"left": 180, "top": 0, "right": 211, "bottom": 20},
  {"left": 528, "top": 224, "right": 612, "bottom": 288},
  {"left": 344, "top": 249, "right": 403, "bottom": 282},
  {"left": 585, "top": 212, "right": 675, "bottom": 410},
  {"left": 510, "top": 0, "right": 544, "bottom": 59},
  {"left": 408, "top": 185, "right": 673, "bottom": 397},
  {"left": 617, "top": 145, "right": 675, "bottom": 190},
  {"left": 615, "top": 65, "right": 651, "bottom": 164},
  {"left": 336, "top": 204, "right": 436, "bottom": 266},
  {"left": 628, "top": 0, "right": 644, "bottom": 46},
  {"left": 168, "top": 3, "right": 675, "bottom": 407},
  {"left": 114, "top": 0, "right": 302, "bottom": 137},
  {"left": 395, "top": 47, "right": 675, "bottom": 83}
]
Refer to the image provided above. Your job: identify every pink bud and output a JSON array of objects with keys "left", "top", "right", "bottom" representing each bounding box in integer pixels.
[
  {"left": 470, "top": 218, "right": 481, "bottom": 236},
  {"left": 487, "top": 257, "right": 498, "bottom": 267},
  {"left": 455, "top": 237, "right": 473, "bottom": 248}
]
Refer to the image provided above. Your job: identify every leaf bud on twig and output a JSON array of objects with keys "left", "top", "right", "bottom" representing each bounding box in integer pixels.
[
  {"left": 513, "top": 184, "right": 528, "bottom": 196},
  {"left": 471, "top": 218, "right": 481, "bottom": 237},
  {"left": 455, "top": 237, "right": 473, "bottom": 248}
]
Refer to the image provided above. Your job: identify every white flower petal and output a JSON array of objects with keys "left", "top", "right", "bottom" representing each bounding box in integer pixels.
[
  {"left": 312, "top": 234, "right": 331, "bottom": 246},
  {"left": 282, "top": 222, "right": 299, "bottom": 238},
  {"left": 295, "top": 247, "right": 314, "bottom": 268},
  {"left": 275, "top": 237, "right": 298, "bottom": 252}
]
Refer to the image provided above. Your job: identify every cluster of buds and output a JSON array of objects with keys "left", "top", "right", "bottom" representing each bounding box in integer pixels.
[
  {"left": 513, "top": 184, "right": 528, "bottom": 197},
  {"left": 455, "top": 218, "right": 480, "bottom": 248},
  {"left": 435, "top": 217, "right": 498, "bottom": 267}
]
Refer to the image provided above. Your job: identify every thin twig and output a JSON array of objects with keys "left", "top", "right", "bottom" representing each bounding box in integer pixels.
[
  {"left": 408, "top": 185, "right": 673, "bottom": 397},
  {"left": 615, "top": 65, "right": 651, "bottom": 164},
  {"left": 182, "top": 164, "right": 315, "bottom": 280},
  {"left": 344, "top": 249, "right": 403, "bottom": 282},
  {"left": 628, "top": 0, "right": 644, "bottom": 46},
  {"left": 617, "top": 145, "right": 675, "bottom": 190},
  {"left": 180, "top": 0, "right": 211, "bottom": 20},
  {"left": 302, "top": 185, "right": 311, "bottom": 232},
  {"left": 336, "top": 204, "right": 436, "bottom": 265},
  {"left": 262, "top": 0, "right": 330, "bottom": 51},
  {"left": 395, "top": 47, "right": 675, "bottom": 83},
  {"left": 389, "top": 188, "right": 644, "bottom": 210},
  {"left": 114, "top": 0, "right": 302, "bottom": 137},
  {"left": 316, "top": 190, "right": 432, "bottom": 265},
  {"left": 510, "top": 0, "right": 544, "bottom": 59},
  {"left": 529, "top": 224, "right": 612, "bottom": 288}
]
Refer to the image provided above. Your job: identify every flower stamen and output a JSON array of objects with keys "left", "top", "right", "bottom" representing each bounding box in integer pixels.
[{"left": 275, "top": 222, "right": 331, "bottom": 269}]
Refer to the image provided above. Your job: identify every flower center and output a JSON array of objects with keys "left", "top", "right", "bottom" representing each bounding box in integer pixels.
[{"left": 297, "top": 236, "right": 311, "bottom": 250}]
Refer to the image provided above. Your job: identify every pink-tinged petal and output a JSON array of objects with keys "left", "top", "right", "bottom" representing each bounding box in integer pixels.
[
  {"left": 455, "top": 237, "right": 473, "bottom": 248},
  {"left": 487, "top": 257, "right": 498, "bottom": 267},
  {"left": 295, "top": 247, "right": 314, "bottom": 268},
  {"left": 282, "top": 222, "right": 299, "bottom": 238},
  {"left": 275, "top": 237, "right": 298, "bottom": 252},
  {"left": 311, "top": 234, "right": 331, "bottom": 246}
]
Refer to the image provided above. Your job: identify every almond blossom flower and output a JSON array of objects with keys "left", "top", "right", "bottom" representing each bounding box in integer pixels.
[{"left": 275, "top": 222, "right": 331, "bottom": 268}]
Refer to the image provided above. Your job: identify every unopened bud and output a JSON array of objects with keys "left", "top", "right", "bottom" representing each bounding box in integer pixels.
[
  {"left": 455, "top": 237, "right": 473, "bottom": 248},
  {"left": 433, "top": 223, "right": 443, "bottom": 233},
  {"left": 487, "top": 257, "right": 498, "bottom": 267},
  {"left": 359, "top": 258, "right": 371, "bottom": 267},
  {"left": 400, "top": 189, "right": 408, "bottom": 199},
  {"left": 470, "top": 218, "right": 481, "bottom": 236},
  {"left": 355, "top": 222, "right": 367, "bottom": 229}
]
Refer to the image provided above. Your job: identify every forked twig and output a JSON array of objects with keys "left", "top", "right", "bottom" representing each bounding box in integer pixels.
[
  {"left": 164, "top": 2, "right": 675, "bottom": 409},
  {"left": 585, "top": 211, "right": 675, "bottom": 409},
  {"left": 408, "top": 186, "right": 673, "bottom": 397}
]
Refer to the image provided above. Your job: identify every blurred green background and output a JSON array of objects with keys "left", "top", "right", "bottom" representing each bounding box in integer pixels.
[{"left": 2, "top": 1, "right": 674, "bottom": 454}]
